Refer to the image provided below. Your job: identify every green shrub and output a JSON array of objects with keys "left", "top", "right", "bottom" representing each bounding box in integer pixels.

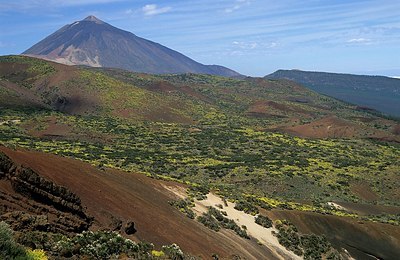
[
  {"left": 169, "top": 199, "right": 196, "bottom": 219},
  {"left": 53, "top": 230, "right": 148, "bottom": 259},
  {"left": 0, "top": 221, "right": 31, "bottom": 259},
  {"left": 255, "top": 215, "right": 273, "bottom": 228},
  {"left": 234, "top": 200, "right": 259, "bottom": 215},
  {"left": 274, "top": 220, "right": 343, "bottom": 259},
  {"left": 162, "top": 244, "right": 184, "bottom": 260},
  {"left": 197, "top": 212, "right": 220, "bottom": 232},
  {"left": 16, "top": 231, "right": 65, "bottom": 252},
  {"left": 301, "top": 234, "right": 330, "bottom": 260},
  {"left": 198, "top": 207, "right": 249, "bottom": 239}
]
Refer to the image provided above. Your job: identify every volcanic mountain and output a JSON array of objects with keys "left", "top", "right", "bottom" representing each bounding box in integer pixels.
[{"left": 23, "top": 15, "right": 241, "bottom": 77}]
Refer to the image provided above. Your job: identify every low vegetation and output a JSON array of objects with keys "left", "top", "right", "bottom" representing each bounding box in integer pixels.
[
  {"left": 0, "top": 107, "right": 399, "bottom": 225},
  {"left": 234, "top": 199, "right": 259, "bottom": 215},
  {"left": 0, "top": 56, "right": 399, "bottom": 258},
  {"left": 169, "top": 199, "right": 196, "bottom": 219},
  {"left": 9, "top": 225, "right": 193, "bottom": 259},
  {"left": 54, "top": 231, "right": 148, "bottom": 259},
  {"left": 254, "top": 215, "right": 273, "bottom": 228},
  {"left": 0, "top": 221, "right": 48, "bottom": 260},
  {"left": 197, "top": 207, "right": 249, "bottom": 239},
  {"left": 274, "top": 220, "right": 342, "bottom": 259}
]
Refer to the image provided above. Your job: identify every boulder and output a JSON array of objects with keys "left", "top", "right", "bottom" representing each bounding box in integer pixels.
[{"left": 124, "top": 221, "right": 136, "bottom": 235}]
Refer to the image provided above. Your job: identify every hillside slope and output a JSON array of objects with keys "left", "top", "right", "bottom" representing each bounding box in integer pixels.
[
  {"left": 1, "top": 146, "right": 400, "bottom": 259},
  {"left": 266, "top": 70, "right": 400, "bottom": 117},
  {"left": 1, "top": 55, "right": 400, "bottom": 259},
  {"left": 23, "top": 16, "right": 241, "bottom": 77},
  {"left": 1, "top": 55, "right": 398, "bottom": 141},
  {"left": 0, "top": 146, "right": 281, "bottom": 259}
]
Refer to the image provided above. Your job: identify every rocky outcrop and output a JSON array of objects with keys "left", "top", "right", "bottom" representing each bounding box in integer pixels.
[
  {"left": 0, "top": 152, "right": 15, "bottom": 177},
  {"left": 11, "top": 167, "right": 84, "bottom": 216},
  {"left": 0, "top": 151, "right": 92, "bottom": 234}
]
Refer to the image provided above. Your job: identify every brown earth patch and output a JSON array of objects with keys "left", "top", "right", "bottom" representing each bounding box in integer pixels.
[
  {"left": 179, "top": 85, "right": 213, "bottom": 103},
  {"left": 282, "top": 116, "right": 362, "bottom": 138},
  {"left": 47, "top": 62, "right": 78, "bottom": 85},
  {"left": 146, "top": 81, "right": 177, "bottom": 93},
  {"left": 141, "top": 81, "right": 212, "bottom": 104},
  {"left": 350, "top": 116, "right": 377, "bottom": 123},
  {"left": 0, "top": 146, "right": 278, "bottom": 259},
  {"left": 0, "top": 59, "right": 101, "bottom": 115},
  {"left": 24, "top": 116, "right": 73, "bottom": 139},
  {"left": 350, "top": 181, "right": 379, "bottom": 202},
  {"left": 393, "top": 125, "right": 400, "bottom": 135},
  {"left": 0, "top": 80, "right": 41, "bottom": 104},
  {"left": 0, "top": 62, "right": 30, "bottom": 76},
  {"left": 333, "top": 201, "right": 400, "bottom": 216},
  {"left": 131, "top": 104, "right": 195, "bottom": 124},
  {"left": 266, "top": 209, "right": 400, "bottom": 260},
  {"left": 23, "top": 116, "right": 116, "bottom": 145},
  {"left": 0, "top": 80, "right": 45, "bottom": 108},
  {"left": 247, "top": 100, "right": 312, "bottom": 119}
]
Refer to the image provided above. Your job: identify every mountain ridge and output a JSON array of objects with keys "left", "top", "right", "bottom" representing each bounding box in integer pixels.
[
  {"left": 266, "top": 69, "right": 400, "bottom": 117},
  {"left": 23, "top": 16, "right": 242, "bottom": 77}
]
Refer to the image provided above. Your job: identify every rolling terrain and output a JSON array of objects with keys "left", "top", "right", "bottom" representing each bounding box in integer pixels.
[
  {"left": 23, "top": 16, "right": 241, "bottom": 77},
  {"left": 0, "top": 146, "right": 279, "bottom": 259},
  {"left": 266, "top": 69, "right": 400, "bottom": 117},
  {"left": 1, "top": 55, "right": 400, "bottom": 259}
]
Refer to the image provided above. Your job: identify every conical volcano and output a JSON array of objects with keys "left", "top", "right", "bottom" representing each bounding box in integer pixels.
[{"left": 23, "top": 16, "right": 241, "bottom": 77}]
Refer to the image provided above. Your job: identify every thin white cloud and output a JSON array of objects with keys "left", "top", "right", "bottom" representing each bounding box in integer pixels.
[
  {"left": 347, "top": 38, "right": 370, "bottom": 43},
  {"left": 233, "top": 41, "right": 258, "bottom": 49},
  {"left": 225, "top": 0, "right": 251, "bottom": 13},
  {"left": 0, "top": 0, "right": 127, "bottom": 10},
  {"left": 142, "top": 4, "right": 171, "bottom": 16},
  {"left": 59, "top": 0, "right": 126, "bottom": 5},
  {"left": 233, "top": 41, "right": 278, "bottom": 50},
  {"left": 269, "top": 42, "right": 278, "bottom": 48}
]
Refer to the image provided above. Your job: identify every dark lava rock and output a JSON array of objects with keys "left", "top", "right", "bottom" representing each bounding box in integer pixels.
[{"left": 124, "top": 221, "right": 136, "bottom": 235}]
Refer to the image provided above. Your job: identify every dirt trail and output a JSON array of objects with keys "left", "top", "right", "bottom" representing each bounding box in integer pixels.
[{"left": 194, "top": 193, "right": 301, "bottom": 260}]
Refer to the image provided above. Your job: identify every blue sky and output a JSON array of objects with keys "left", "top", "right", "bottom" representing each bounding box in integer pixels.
[{"left": 0, "top": 0, "right": 399, "bottom": 76}]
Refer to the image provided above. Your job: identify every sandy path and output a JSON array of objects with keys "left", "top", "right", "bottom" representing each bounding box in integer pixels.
[{"left": 194, "top": 193, "right": 302, "bottom": 260}]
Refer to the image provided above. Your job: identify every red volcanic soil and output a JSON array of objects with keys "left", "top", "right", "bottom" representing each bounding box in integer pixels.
[
  {"left": 281, "top": 116, "right": 400, "bottom": 141},
  {"left": 22, "top": 116, "right": 114, "bottom": 144},
  {"left": 179, "top": 85, "right": 213, "bottom": 103},
  {"left": 266, "top": 210, "right": 400, "bottom": 260},
  {"left": 146, "top": 81, "right": 177, "bottom": 93},
  {"left": 349, "top": 181, "right": 379, "bottom": 202},
  {"left": 247, "top": 100, "right": 311, "bottom": 119},
  {"left": 24, "top": 116, "right": 74, "bottom": 139},
  {"left": 145, "top": 81, "right": 213, "bottom": 104},
  {"left": 283, "top": 116, "right": 362, "bottom": 138},
  {"left": 0, "top": 60, "right": 100, "bottom": 115},
  {"left": 393, "top": 125, "right": 400, "bottom": 135},
  {"left": 0, "top": 146, "right": 276, "bottom": 259},
  {"left": 333, "top": 201, "right": 400, "bottom": 216}
]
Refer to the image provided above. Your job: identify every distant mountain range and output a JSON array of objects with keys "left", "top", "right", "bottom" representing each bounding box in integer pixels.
[
  {"left": 266, "top": 70, "right": 400, "bottom": 117},
  {"left": 23, "top": 16, "right": 241, "bottom": 77}
]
